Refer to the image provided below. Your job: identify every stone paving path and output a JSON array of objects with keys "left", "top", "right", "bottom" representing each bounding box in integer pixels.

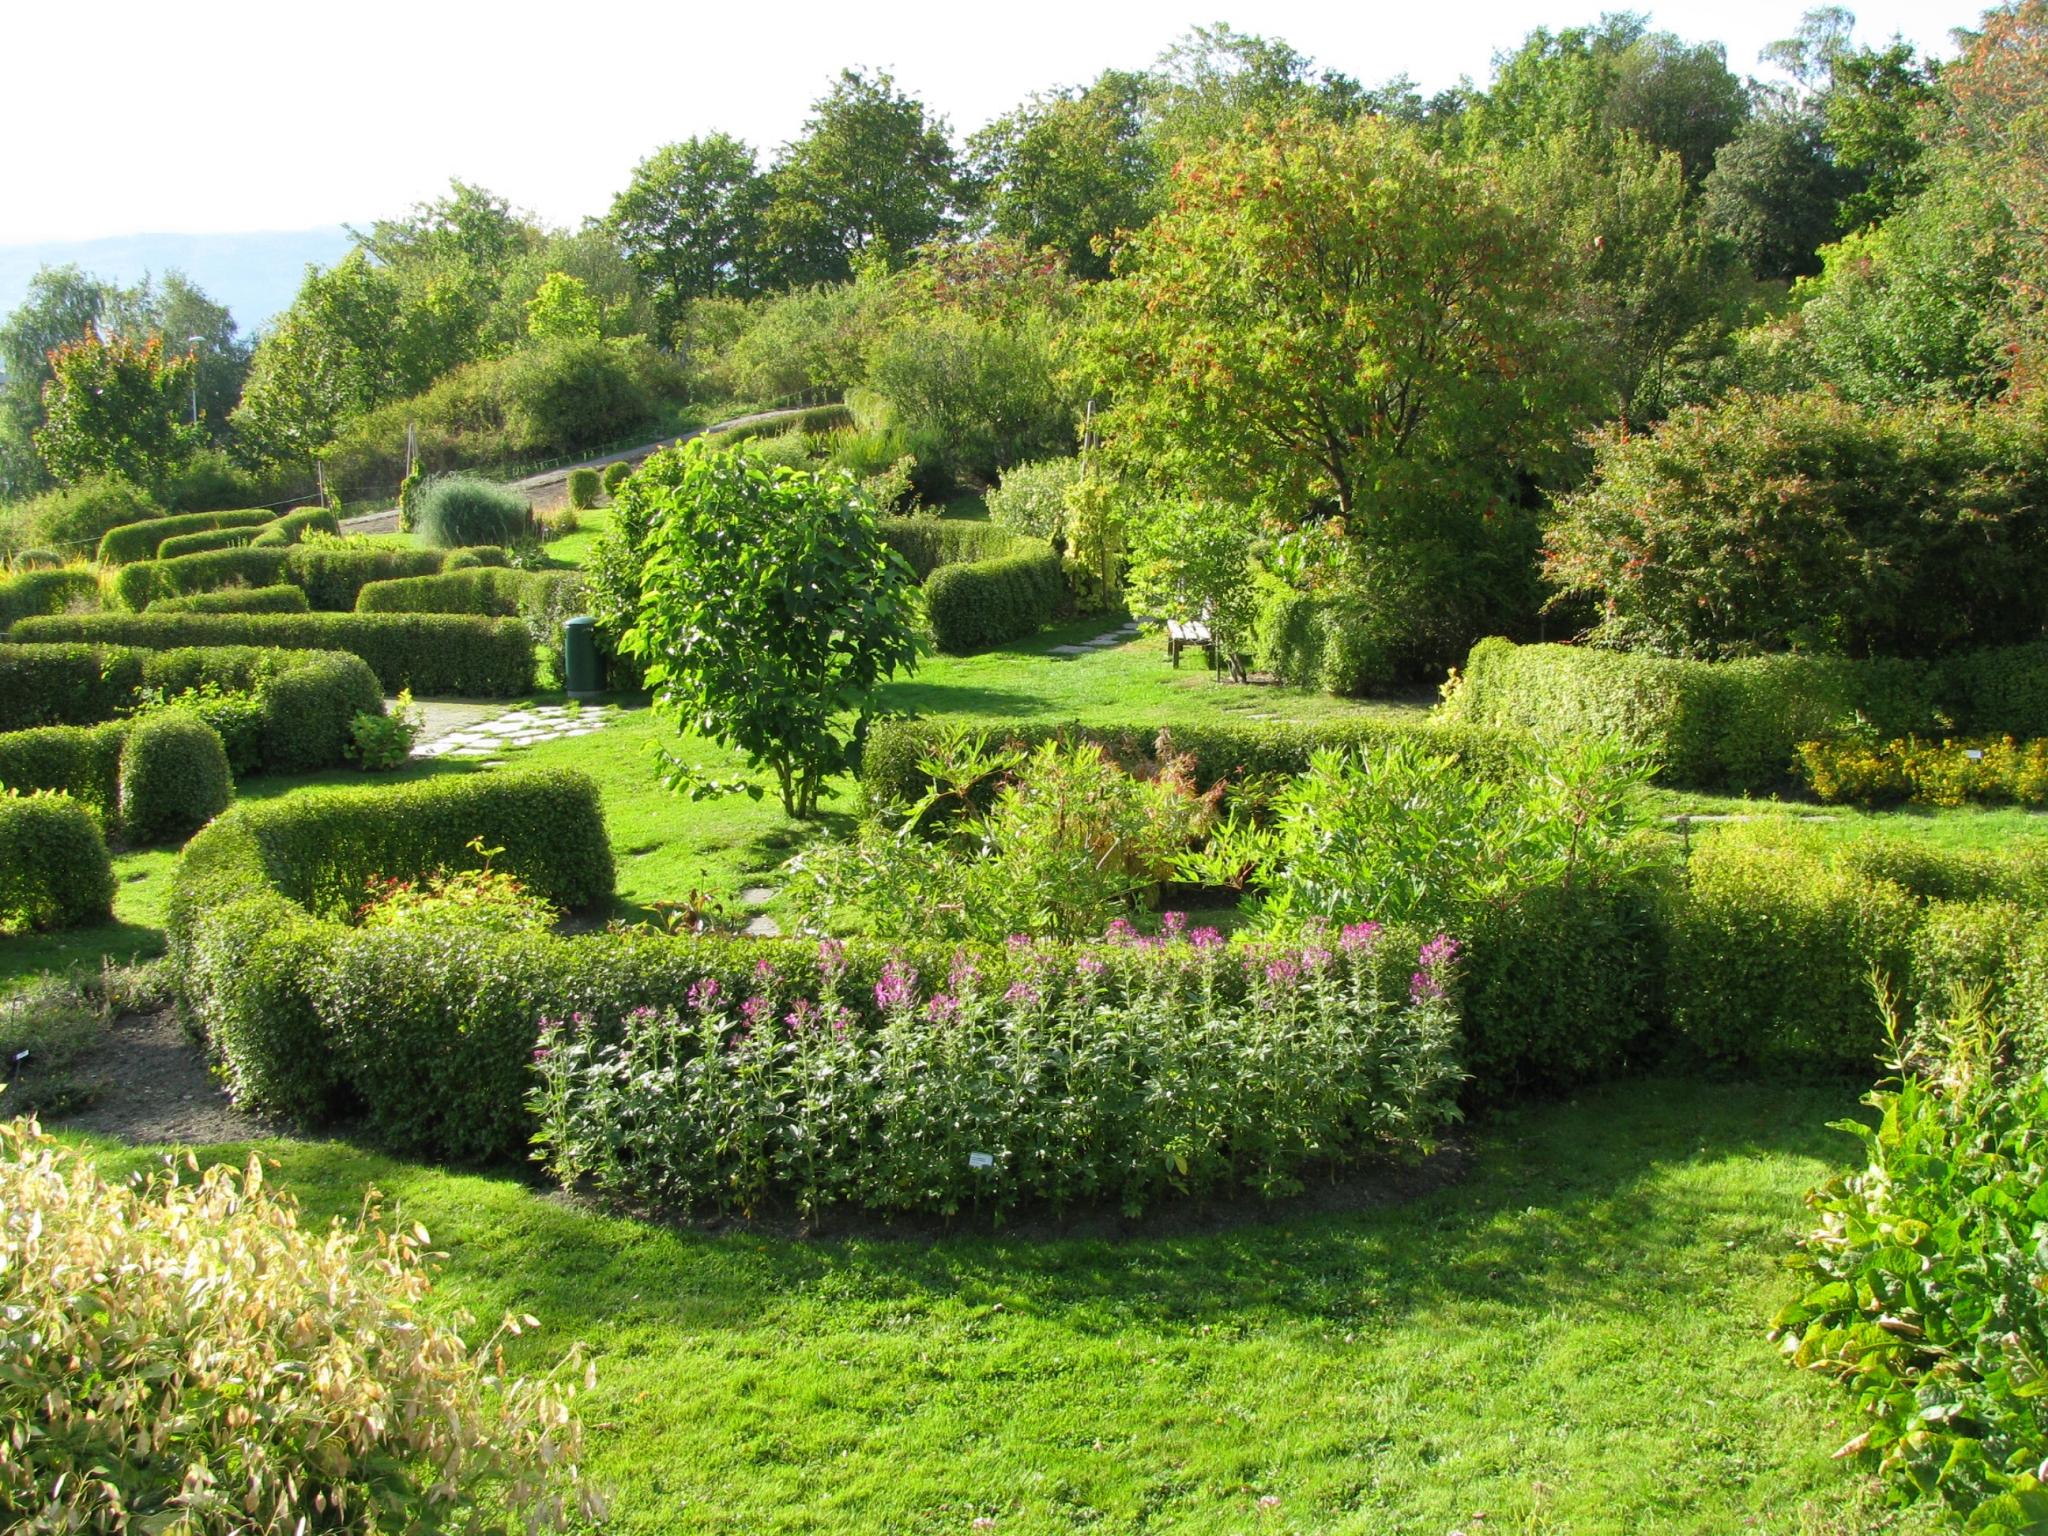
[
  {"left": 413, "top": 701, "right": 621, "bottom": 761},
  {"left": 1049, "top": 620, "right": 1142, "bottom": 658}
]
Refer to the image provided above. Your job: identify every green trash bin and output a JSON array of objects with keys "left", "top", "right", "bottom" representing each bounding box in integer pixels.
[{"left": 563, "top": 616, "right": 603, "bottom": 700}]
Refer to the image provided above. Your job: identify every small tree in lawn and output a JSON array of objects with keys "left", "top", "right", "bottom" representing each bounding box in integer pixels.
[
  {"left": 623, "top": 444, "right": 921, "bottom": 818},
  {"left": 1125, "top": 498, "right": 1260, "bottom": 679}
]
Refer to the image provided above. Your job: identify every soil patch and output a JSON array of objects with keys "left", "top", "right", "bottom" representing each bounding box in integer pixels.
[{"left": 49, "top": 1009, "right": 269, "bottom": 1146}]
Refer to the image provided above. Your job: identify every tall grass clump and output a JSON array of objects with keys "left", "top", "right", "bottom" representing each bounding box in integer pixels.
[{"left": 412, "top": 475, "right": 533, "bottom": 550}]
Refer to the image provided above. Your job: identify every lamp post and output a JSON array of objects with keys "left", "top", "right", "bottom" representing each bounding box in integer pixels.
[{"left": 186, "top": 334, "right": 205, "bottom": 427}]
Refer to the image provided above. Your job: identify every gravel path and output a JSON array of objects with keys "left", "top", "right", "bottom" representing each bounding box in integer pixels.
[{"left": 50, "top": 1010, "right": 268, "bottom": 1146}]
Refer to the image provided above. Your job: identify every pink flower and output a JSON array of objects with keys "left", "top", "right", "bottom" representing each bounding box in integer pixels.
[
  {"left": 1263, "top": 954, "right": 1302, "bottom": 986},
  {"left": 926, "top": 992, "right": 960, "bottom": 1023},
  {"left": 686, "top": 977, "right": 720, "bottom": 1012},
  {"left": 1005, "top": 933, "right": 1035, "bottom": 950},
  {"left": 1340, "top": 922, "right": 1383, "bottom": 954},
  {"left": 741, "top": 995, "right": 770, "bottom": 1025},
  {"left": 784, "top": 998, "right": 816, "bottom": 1036},
  {"left": 817, "top": 938, "right": 847, "bottom": 980},
  {"left": 875, "top": 959, "right": 918, "bottom": 1012},
  {"left": 1076, "top": 954, "right": 1106, "bottom": 978},
  {"left": 949, "top": 951, "right": 981, "bottom": 992},
  {"left": 1189, "top": 926, "right": 1225, "bottom": 950},
  {"left": 1410, "top": 933, "right": 1461, "bottom": 1003},
  {"left": 1003, "top": 980, "right": 1041, "bottom": 1005},
  {"left": 532, "top": 1045, "right": 551, "bottom": 1062},
  {"left": 1104, "top": 917, "right": 1139, "bottom": 945},
  {"left": 1162, "top": 911, "right": 1188, "bottom": 940},
  {"left": 754, "top": 957, "right": 778, "bottom": 982}
]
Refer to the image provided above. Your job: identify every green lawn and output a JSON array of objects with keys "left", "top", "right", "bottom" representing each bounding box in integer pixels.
[{"left": 54, "top": 1075, "right": 1932, "bottom": 1535}]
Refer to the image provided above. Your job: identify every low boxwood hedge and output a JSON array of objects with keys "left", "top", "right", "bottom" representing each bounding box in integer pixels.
[
  {"left": 0, "top": 644, "right": 144, "bottom": 731},
  {"left": 861, "top": 715, "right": 1529, "bottom": 813},
  {"left": 282, "top": 546, "right": 449, "bottom": 610},
  {"left": 0, "top": 721, "right": 127, "bottom": 826},
  {"left": 111, "top": 547, "right": 288, "bottom": 611},
  {"left": 1447, "top": 637, "right": 2048, "bottom": 791},
  {"left": 925, "top": 545, "right": 1065, "bottom": 653},
  {"left": 246, "top": 506, "right": 340, "bottom": 547},
  {"left": 151, "top": 584, "right": 311, "bottom": 615},
  {"left": 0, "top": 566, "right": 98, "bottom": 630},
  {"left": 355, "top": 568, "right": 534, "bottom": 617},
  {"left": 0, "top": 790, "right": 114, "bottom": 930},
  {"left": 9, "top": 612, "right": 534, "bottom": 696},
  {"left": 97, "top": 509, "right": 274, "bottom": 565}
]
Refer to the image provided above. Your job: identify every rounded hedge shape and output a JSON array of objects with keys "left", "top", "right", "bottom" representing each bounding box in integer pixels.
[
  {"left": 96, "top": 506, "right": 271, "bottom": 565},
  {"left": 0, "top": 719, "right": 127, "bottom": 824},
  {"left": 0, "top": 790, "right": 113, "bottom": 929},
  {"left": 283, "top": 544, "right": 445, "bottom": 609},
  {"left": 565, "top": 466, "right": 601, "bottom": 510},
  {"left": 601, "top": 460, "right": 632, "bottom": 497},
  {"left": 0, "top": 565, "right": 99, "bottom": 630},
  {"left": 119, "top": 707, "right": 231, "bottom": 844},
  {"left": 412, "top": 475, "right": 533, "bottom": 550},
  {"left": 12, "top": 549, "right": 64, "bottom": 570},
  {"left": 924, "top": 545, "right": 1065, "bottom": 652},
  {"left": 155, "top": 526, "right": 254, "bottom": 560},
  {"left": 355, "top": 568, "right": 531, "bottom": 616},
  {"left": 0, "top": 1119, "right": 600, "bottom": 1532}
]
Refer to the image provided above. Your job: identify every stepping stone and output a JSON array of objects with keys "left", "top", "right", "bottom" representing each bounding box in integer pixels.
[
  {"left": 744, "top": 914, "right": 782, "bottom": 937},
  {"left": 1048, "top": 644, "right": 1089, "bottom": 656},
  {"left": 1082, "top": 637, "right": 1121, "bottom": 648},
  {"left": 738, "top": 887, "right": 776, "bottom": 906},
  {"left": 561, "top": 726, "right": 600, "bottom": 737}
]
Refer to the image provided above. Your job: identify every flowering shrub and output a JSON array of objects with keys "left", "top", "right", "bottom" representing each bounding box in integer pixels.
[
  {"left": 1798, "top": 734, "right": 2048, "bottom": 807},
  {"left": 529, "top": 923, "right": 1462, "bottom": 1219},
  {"left": 0, "top": 1117, "right": 602, "bottom": 1533}
]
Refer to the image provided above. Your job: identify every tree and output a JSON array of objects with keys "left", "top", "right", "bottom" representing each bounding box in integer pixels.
[
  {"left": 622, "top": 445, "right": 922, "bottom": 817},
  {"left": 1146, "top": 24, "right": 1364, "bottom": 154},
  {"left": 108, "top": 270, "right": 251, "bottom": 438},
  {"left": 1125, "top": 499, "right": 1261, "bottom": 676},
  {"left": 1079, "top": 115, "right": 1592, "bottom": 528},
  {"left": 1469, "top": 17, "right": 1748, "bottom": 184},
  {"left": 491, "top": 228, "right": 653, "bottom": 349},
  {"left": 965, "top": 70, "right": 1157, "bottom": 279},
  {"left": 232, "top": 251, "right": 424, "bottom": 465},
  {"left": 1701, "top": 98, "right": 1850, "bottom": 279},
  {"left": 525, "top": 272, "right": 603, "bottom": 344},
  {"left": 35, "top": 328, "right": 200, "bottom": 489},
  {"left": 761, "top": 69, "right": 958, "bottom": 284},
  {"left": 607, "top": 134, "right": 768, "bottom": 333},
  {"left": 355, "top": 179, "right": 540, "bottom": 364},
  {"left": 0, "top": 266, "right": 118, "bottom": 497}
]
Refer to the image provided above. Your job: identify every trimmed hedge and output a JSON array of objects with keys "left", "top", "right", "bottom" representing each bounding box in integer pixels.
[
  {"left": 0, "top": 791, "right": 113, "bottom": 930},
  {"left": 156, "top": 526, "right": 258, "bottom": 560},
  {"left": 861, "top": 714, "right": 1529, "bottom": 814},
  {"left": 926, "top": 545, "right": 1065, "bottom": 653},
  {"left": 355, "top": 568, "right": 534, "bottom": 617},
  {"left": 0, "top": 721, "right": 127, "bottom": 825},
  {"left": 0, "top": 567, "right": 98, "bottom": 630},
  {"left": 878, "top": 518, "right": 1030, "bottom": 581},
  {"left": 1448, "top": 637, "right": 2048, "bottom": 791},
  {"left": 0, "top": 644, "right": 144, "bottom": 731},
  {"left": 96, "top": 509, "right": 273, "bottom": 565},
  {"left": 566, "top": 467, "right": 601, "bottom": 510},
  {"left": 112, "top": 548, "right": 287, "bottom": 612},
  {"left": 282, "top": 546, "right": 446, "bottom": 610},
  {"left": 10, "top": 612, "right": 535, "bottom": 696},
  {"left": 151, "top": 584, "right": 311, "bottom": 615},
  {"left": 1664, "top": 820, "right": 2048, "bottom": 1069},
  {"left": 118, "top": 708, "right": 232, "bottom": 844},
  {"left": 247, "top": 506, "right": 340, "bottom": 547},
  {"left": 141, "top": 647, "right": 383, "bottom": 775}
]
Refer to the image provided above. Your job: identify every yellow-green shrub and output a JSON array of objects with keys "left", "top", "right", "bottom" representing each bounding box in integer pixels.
[
  {"left": 1798, "top": 735, "right": 2048, "bottom": 807},
  {"left": 0, "top": 1118, "right": 602, "bottom": 1533}
]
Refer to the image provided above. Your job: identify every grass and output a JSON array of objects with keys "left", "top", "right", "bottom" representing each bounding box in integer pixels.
[{"left": 52, "top": 1075, "right": 1934, "bottom": 1535}]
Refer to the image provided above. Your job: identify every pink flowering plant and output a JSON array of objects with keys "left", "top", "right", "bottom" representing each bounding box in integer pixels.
[{"left": 528, "top": 924, "right": 1461, "bottom": 1220}]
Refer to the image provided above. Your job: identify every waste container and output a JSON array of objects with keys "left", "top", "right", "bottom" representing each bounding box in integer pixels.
[{"left": 563, "top": 616, "right": 603, "bottom": 700}]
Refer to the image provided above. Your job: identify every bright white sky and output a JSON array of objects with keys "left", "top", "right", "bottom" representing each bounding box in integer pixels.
[{"left": 3, "top": 0, "right": 1985, "bottom": 244}]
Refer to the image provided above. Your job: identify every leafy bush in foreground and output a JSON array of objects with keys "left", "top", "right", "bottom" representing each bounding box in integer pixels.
[
  {"left": 1775, "top": 1005, "right": 2048, "bottom": 1529},
  {"left": 0, "top": 1117, "right": 602, "bottom": 1533}
]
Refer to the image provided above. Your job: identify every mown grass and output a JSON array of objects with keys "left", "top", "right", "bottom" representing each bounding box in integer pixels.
[{"left": 53, "top": 1075, "right": 1934, "bottom": 1535}]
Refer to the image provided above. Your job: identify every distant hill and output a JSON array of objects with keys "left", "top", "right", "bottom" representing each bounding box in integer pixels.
[{"left": 0, "top": 227, "right": 355, "bottom": 335}]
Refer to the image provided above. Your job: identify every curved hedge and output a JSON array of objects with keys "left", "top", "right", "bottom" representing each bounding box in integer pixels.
[
  {"left": 156, "top": 526, "right": 258, "bottom": 560},
  {"left": 0, "top": 644, "right": 380, "bottom": 771},
  {"left": 355, "top": 568, "right": 534, "bottom": 617},
  {"left": 97, "top": 508, "right": 274, "bottom": 565},
  {"left": 9, "top": 612, "right": 535, "bottom": 696},
  {"left": 282, "top": 546, "right": 448, "bottom": 610},
  {"left": 112, "top": 547, "right": 287, "bottom": 611},
  {"left": 925, "top": 545, "right": 1065, "bottom": 653},
  {"left": 247, "top": 506, "right": 340, "bottom": 547},
  {"left": 1446, "top": 637, "right": 2048, "bottom": 792},
  {"left": 0, "top": 644, "right": 144, "bottom": 731},
  {"left": 0, "top": 791, "right": 113, "bottom": 930},
  {"left": 877, "top": 518, "right": 1030, "bottom": 581},
  {"left": 0, "top": 566, "right": 98, "bottom": 630},
  {"left": 0, "top": 721, "right": 127, "bottom": 825},
  {"left": 151, "top": 584, "right": 311, "bottom": 615}
]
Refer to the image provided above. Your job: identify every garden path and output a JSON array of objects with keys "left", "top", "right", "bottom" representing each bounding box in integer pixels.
[
  {"left": 412, "top": 701, "right": 621, "bottom": 762},
  {"left": 1048, "top": 619, "right": 1142, "bottom": 658}
]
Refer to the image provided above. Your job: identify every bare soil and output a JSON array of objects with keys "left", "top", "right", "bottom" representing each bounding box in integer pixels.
[{"left": 49, "top": 1009, "right": 268, "bottom": 1146}]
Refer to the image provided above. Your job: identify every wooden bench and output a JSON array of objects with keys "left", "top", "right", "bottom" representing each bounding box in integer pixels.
[{"left": 1166, "top": 618, "right": 1214, "bottom": 668}]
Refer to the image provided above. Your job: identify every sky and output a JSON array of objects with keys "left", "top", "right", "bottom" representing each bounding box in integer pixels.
[{"left": 3, "top": 0, "right": 1988, "bottom": 245}]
